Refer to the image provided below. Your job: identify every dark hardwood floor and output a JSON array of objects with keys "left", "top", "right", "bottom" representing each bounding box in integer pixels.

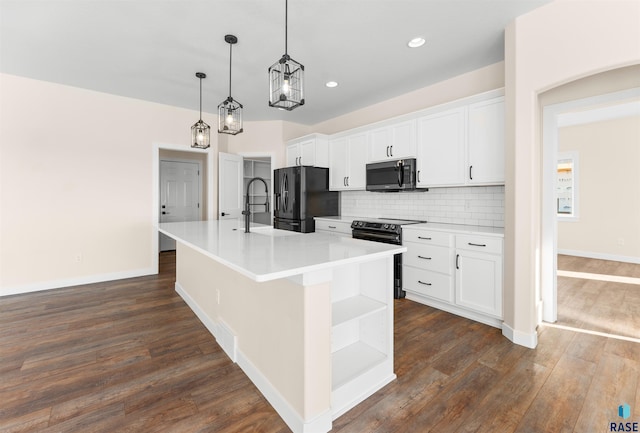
[
  {"left": 1, "top": 252, "right": 638, "bottom": 432},
  {"left": 557, "top": 254, "right": 640, "bottom": 340}
]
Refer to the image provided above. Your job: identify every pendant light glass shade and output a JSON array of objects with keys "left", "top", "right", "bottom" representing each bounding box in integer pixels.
[
  {"left": 218, "top": 35, "right": 243, "bottom": 135},
  {"left": 268, "top": 0, "right": 304, "bottom": 110},
  {"left": 191, "top": 72, "right": 211, "bottom": 149}
]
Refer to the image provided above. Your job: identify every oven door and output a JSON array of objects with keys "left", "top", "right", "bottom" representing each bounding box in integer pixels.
[{"left": 352, "top": 229, "right": 405, "bottom": 298}]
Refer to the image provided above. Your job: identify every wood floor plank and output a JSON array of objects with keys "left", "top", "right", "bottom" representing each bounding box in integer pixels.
[
  {"left": 573, "top": 352, "right": 639, "bottom": 432},
  {"left": 515, "top": 344, "right": 598, "bottom": 433}
]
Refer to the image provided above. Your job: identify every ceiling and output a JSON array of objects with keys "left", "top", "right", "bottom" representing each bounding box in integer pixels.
[{"left": 0, "top": 0, "right": 550, "bottom": 125}]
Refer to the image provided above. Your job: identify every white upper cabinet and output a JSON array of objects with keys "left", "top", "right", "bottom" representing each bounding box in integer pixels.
[
  {"left": 286, "top": 134, "right": 329, "bottom": 168},
  {"left": 367, "top": 120, "right": 416, "bottom": 162},
  {"left": 467, "top": 97, "right": 505, "bottom": 185},
  {"left": 329, "top": 132, "right": 367, "bottom": 190},
  {"left": 416, "top": 107, "right": 466, "bottom": 187}
]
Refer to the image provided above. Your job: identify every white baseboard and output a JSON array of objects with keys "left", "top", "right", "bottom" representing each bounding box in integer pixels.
[
  {"left": 237, "top": 350, "right": 332, "bottom": 433},
  {"left": 405, "top": 292, "right": 503, "bottom": 329},
  {"left": 558, "top": 249, "right": 640, "bottom": 265},
  {"left": 502, "top": 323, "right": 538, "bottom": 349},
  {"left": 175, "top": 283, "right": 331, "bottom": 433},
  {"left": 174, "top": 282, "right": 221, "bottom": 341},
  {"left": 0, "top": 267, "right": 157, "bottom": 297}
]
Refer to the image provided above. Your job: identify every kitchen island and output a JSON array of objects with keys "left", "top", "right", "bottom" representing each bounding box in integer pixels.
[{"left": 158, "top": 220, "right": 405, "bottom": 433}]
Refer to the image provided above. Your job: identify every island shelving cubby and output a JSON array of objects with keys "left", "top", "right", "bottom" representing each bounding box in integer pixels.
[{"left": 330, "top": 256, "right": 395, "bottom": 419}]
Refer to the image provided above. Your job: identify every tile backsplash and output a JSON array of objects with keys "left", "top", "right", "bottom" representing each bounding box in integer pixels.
[{"left": 341, "top": 186, "right": 504, "bottom": 228}]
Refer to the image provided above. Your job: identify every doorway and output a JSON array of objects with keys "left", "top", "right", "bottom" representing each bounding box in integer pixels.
[
  {"left": 159, "top": 159, "right": 203, "bottom": 251},
  {"left": 218, "top": 152, "right": 274, "bottom": 224},
  {"left": 541, "top": 86, "right": 640, "bottom": 340}
]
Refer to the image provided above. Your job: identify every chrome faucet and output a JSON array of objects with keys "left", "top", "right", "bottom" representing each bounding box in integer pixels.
[{"left": 242, "top": 177, "right": 270, "bottom": 233}]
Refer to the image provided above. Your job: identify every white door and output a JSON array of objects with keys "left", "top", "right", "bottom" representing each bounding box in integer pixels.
[
  {"left": 159, "top": 160, "right": 201, "bottom": 251},
  {"left": 218, "top": 152, "right": 244, "bottom": 219}
]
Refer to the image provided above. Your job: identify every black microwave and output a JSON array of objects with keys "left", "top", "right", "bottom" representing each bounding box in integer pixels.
[{"left": 366, "top": 158, "right": 419, "bottom": 192}]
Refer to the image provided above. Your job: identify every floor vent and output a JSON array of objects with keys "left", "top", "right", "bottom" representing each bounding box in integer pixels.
[{"left": 216, "top": 320, "right": 237, "bottom": 362}]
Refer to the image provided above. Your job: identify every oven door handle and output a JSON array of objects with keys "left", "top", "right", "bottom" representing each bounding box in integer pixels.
[{"left": 353, "top": 231, "right": 401, "bottom": 244}]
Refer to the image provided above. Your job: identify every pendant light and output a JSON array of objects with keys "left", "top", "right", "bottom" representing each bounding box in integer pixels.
[
  {"left": 268, "top": 0, "right": 305, "bottom": 110},
  {"left": 218, "top": 34, "right": 243, "bottom": 135},
  {"left": 191, "top": 72, "right": 211, "bottom": 149}
]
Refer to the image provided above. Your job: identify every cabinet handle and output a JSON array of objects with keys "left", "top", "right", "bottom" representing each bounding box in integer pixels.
[
  {"left": 417, "top": 255, "right": 432, "bottom": 260},
  {"left": 417, "top": 170, "right": 421, "bottom": 183},
  {"left": 469, "top": 165, "right": 473, "bottom": 180},
  {"left": 390, "top": 145, "right": 393, "bottom": 157},
  {"left": 418, "top": 236, "right": 432, "bottom": 240},
  {"left": 328, "top": 225, "right": 337, "bottom": 229},
  {"left": 343, "top": 176, "right": 347, "bottom": 187},
  {"left": 456, "top": 254, "right": 460, "bottom": 269},
  {"left": 386, "top": 146, "right": 390, "bottom": 157},
  {"left": 468, "top": 242, "right": 487, "bottom": 247},
  {"left": 418, "top": 280, "right": 432, "bottom": 286},
  {"left": 346, "top": 176, "right": 349, "bottom": 186}
]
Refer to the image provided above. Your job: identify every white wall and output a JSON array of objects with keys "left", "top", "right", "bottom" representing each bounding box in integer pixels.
[
  {"left": 0, "top": 73, "right": 218, "bottom": 295},
  {"left": 504, "top": 0, "right": 640, "bottom": 347},
  {"left": 557, "top": 115, "right": 640, "bottom": 261}
]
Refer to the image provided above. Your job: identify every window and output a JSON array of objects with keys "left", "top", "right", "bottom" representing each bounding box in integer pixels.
[{"left": 556, "top": 151, "right": 579, "bottom": 220}]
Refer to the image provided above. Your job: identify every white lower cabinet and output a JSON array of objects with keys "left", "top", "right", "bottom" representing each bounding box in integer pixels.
[
  {"left": 403, "top": 227, "right": 503, "bottom": 328},
  {"left": 455, "top": 235, "right": 503, "bottom": 318},
  {"left": 330, "top": 257, "right": 395, "bottom": 419}
]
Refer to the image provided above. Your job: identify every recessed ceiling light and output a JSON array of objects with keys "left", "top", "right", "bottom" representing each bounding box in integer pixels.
[
  {"left": 407, "top": 37, "right": 426, "bottom": 48},
  {"left": 325, "top": 81, "right": 338, "bottom": 88}
]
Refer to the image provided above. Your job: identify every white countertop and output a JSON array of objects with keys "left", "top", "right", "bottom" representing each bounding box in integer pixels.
[
  {"left": 315, "top": 216, "right": 504, "bottom": 237},
  {"left": 404, "top": 222, "right": 504, "bottom": 237},
  {"left": 158, "top": 220, "right": 406, "bottom": 282}
]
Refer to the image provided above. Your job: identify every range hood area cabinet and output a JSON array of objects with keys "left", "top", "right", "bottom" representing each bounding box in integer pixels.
[
  {"left": 285, "top": 134, "right": 329, "bottom": 168},
  {"left": 367, "top": 119, "right": 417, "bottom": 163},
  {"left": 328, "top": 132, "right": 367, "bottom": 191},
  {"left": 416, "top": 95, "right": 505, "bottom": 188}
]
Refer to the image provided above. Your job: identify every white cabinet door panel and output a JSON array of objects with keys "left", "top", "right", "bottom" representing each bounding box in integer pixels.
[
  {"left": 467, "top": 97, "right": 505, "bottom": 184},
  {"left": 416, "top": 107, "right": 466, "bottom": 187},
  {"left": 455, "top": 250, "right": 502, "bottom": 318}
]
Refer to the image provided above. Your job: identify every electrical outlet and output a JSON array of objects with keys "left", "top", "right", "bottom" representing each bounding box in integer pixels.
[
  {"left": 618, "top": 238, "right": 625, "bottom": 245},
  {"left": 74, "top": 253, "right": 82, "bottom": 263}
]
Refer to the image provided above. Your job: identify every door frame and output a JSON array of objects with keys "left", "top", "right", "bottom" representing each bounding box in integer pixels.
[
  {"left": 540, "top": 87, "right": 640, "bottom": 323},
  {"left": 152, "top": 142, "right": 214, "bottom": 272}
]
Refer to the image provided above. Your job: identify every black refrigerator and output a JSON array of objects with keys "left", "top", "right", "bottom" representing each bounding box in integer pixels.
[{"left": 273, "top": 166, "right": 340, "bottom": 233}]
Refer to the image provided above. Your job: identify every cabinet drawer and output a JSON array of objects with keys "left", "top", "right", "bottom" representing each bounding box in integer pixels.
[
  {"left": 403, "top": 229, "right": 452, "bottom": 247},
  {"left": 403, "top": 243, "right": 452, "bottom": 275},
  {"left": 315, "top": 220, "right": 352, "bottom": 235},
  {"left": 403, "top": 266, "right": 453, "bottom": 303},
  {"left": 455, "top": 235, "right": 503, "bottom": 254}
]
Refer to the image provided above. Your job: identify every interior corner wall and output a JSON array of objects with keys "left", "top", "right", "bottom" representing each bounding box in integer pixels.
[
  {"left": 557, "top": 116, "right": 640, "bottom": 261},
  {"left": 504, "top": 0, "right": 640, "bottom": 345},
  {"left": 222, "top": 120, "right": 287, "bottom": 169},
  {"left": 0, "top": 73, "right": 218, "bottom": 295}
]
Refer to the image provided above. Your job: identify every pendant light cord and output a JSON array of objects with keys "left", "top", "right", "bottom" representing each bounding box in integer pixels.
[
  {"left": 199, "top": 76, "right": 203, "bottom": 121},
  {"left": 284, "top": 0, "right": 288, "bottom": 55},
  {"left": 228, "top": 42, "right": 233, "bottom": 98}
]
